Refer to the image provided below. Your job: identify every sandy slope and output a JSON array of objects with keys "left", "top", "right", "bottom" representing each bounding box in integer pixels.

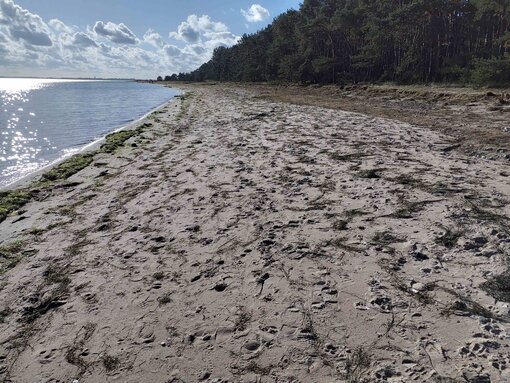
[{"left": 0, "top": 85, "right": 509, "bottom": 383}]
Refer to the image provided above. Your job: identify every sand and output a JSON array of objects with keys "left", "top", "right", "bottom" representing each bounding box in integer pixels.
[{"left": 0, "top": 84, "right": 509, "bottom": 383}]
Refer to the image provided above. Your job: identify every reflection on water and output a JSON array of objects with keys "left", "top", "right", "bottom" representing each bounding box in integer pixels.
[
  {"left": 0, "top": 79, "right": 54, "bottom": 184},
  {"left": 0, "top": 78, "right": 84, "bottom": 94},
  {"left": 0, "top": 78, "right": 179, "bottom": 187}
]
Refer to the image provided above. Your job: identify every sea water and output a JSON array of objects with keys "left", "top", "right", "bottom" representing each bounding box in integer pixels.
[{"left": 0, "top": 78, "right": 179, "bottom": 187}]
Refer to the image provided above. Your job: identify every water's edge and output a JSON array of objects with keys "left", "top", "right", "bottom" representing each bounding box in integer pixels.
[{"left": 2, "top": 90, "right": 181, "bottom": 191}]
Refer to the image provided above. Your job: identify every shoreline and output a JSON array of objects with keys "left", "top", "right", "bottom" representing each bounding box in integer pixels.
[
  {"left": 0, "top": 83, "right": 509, "bottom": 382},
  {"left": 1, "top": 90, "right": 181, "bottom": 191}
]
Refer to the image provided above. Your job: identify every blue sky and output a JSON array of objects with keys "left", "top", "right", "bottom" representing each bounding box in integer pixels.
[{"left": 0, "top": 0, "right": 301, "bottom": 78}]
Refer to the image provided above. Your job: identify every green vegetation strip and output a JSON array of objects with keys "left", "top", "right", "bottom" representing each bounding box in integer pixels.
[
  {"left": 42, "top": 153, "right": 95, "bottom": 182},
  {"left": 176, "top": 92, "right": 194, "bottom": 121},
  {"left": 100, "top": 125, "right": 145, "bottom": 153},
  {"left": 0, "top": 122, "right": 152, "bottom": 223}
]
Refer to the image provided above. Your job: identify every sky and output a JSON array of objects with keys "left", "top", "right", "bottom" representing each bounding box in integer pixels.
[{"left": 0, "top": 0, "right": 301, "bottom": 79}]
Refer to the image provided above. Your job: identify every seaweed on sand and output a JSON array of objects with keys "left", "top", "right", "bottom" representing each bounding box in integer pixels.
[
  {"left": 99, "top": 124, "right": 149, "bottom": 154},
  {"left": 481, "top": 270, "right": 510, "bottom": 303},
  {"left": 41, "top": 153, "right": 94, "bottom": 182}
]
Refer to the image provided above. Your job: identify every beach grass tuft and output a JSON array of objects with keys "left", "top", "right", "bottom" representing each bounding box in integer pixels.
[
  {"left": 0, "top": 190, "right": 32, "bottom": 222},
  {"left": 0, "top": 240, "right": 25, "bottom": 274}
]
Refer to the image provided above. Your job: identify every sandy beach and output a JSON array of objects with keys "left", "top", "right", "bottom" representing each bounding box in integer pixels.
[{"left": 0, "top": 84, "right": 509, "bottom": 382}]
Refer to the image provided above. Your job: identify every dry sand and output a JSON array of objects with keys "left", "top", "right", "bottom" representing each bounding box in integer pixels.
[{"left": 0, "top": 84, "right": 509, "bottom": 382}]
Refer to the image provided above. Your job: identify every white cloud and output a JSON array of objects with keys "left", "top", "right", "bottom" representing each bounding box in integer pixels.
[
  {"left": 0, "top": 0, "right": 53, "bottom": 46},
  {"left": 10, "top": 26, "right": 52, "bottom": 46},
  {"left": 172, "top": 21, "right": 200, "bottom": 43},
  {"left": 165, "top": 15, "right": 239, "bottom": 72},
  {"left": 143, "top": 29, "right": 165, "bottom": 48},
  {"left": 49, "top": 18, "right": 74, "bottom": 34},
  {"left": 170, "top": 15, "right": 233, "bottom": 43},
  {"left": 241, "top": 4, "right": 270, "bottom": 23},
  {"left": 164, "top": 44, "right": 181, "bottom": 57},
  {"left": 0, "top": 0, "right": 240, "bottom": 78},
  {"left": 71, "top": 32, "right": 98, "bottom": 48},
  {"left": 93, "top": 21, "right": 138, "bottom": 45}
]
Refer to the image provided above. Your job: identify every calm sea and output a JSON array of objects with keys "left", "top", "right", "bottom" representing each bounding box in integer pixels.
[{"left": 0, "top": 78, "right": 180, "bottom": 187}]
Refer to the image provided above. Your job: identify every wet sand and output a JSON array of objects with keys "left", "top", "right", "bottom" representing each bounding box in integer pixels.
[{"left": 0, "top": 84, "right": 509, "bottom": 382}]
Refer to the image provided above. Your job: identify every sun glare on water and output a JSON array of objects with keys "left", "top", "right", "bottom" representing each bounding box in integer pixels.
[
  {"left": 0, "top": 78, "right": 65, "bottom": 184},
  {"left": 0, "top": 78, "right": 90, "bottom": 94}
]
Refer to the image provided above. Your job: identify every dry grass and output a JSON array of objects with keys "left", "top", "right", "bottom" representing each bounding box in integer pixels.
[
  {"left": 101, "top": 354, "right": 120, "bottom": 372},
  {"left": 234, "top": 307, "right": 252, "bottom": 332},
  {"left": 65, "top": 323, "right": 96, "bottom": 374},
  {"left": 389, "top": 199, "right": 442, "bottom": 219},
  {"left": 343, "top": 347, "right": 371, "bottom": 383},
  {"left": 0, "top": 240, "right": 29, "bottom": 274}
]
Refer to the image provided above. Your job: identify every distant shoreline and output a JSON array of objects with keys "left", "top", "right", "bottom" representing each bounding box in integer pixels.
[{"left": 0, "top": 76, "right": 138, "bottom": 81}]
